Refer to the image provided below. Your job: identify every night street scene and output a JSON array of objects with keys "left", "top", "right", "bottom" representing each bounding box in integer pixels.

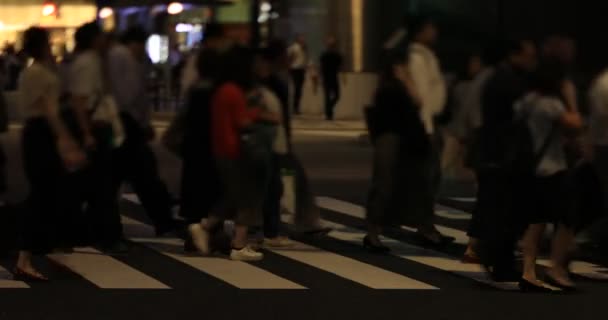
[{"left": 1, "top": 1, "right": 608, "bottom": 319}]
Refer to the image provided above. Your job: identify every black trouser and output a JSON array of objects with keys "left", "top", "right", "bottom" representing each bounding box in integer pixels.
[
  {"left": 263, "top": 154, "right": 283, "bottom": 239},
  {"left": 58, "top": 110, "right": 123, "bottom": 247},
  {"left": 114, "top": 113, "right": 173, "bottom": 230},
  {"left": 323, "top": 77, "right": 340, "bottom": 120},
  {"left": 476, "top": 167, "right": 522, "bottom": 273},
  {"left": 290, "top": 69, "right": 305, "bottom": 114},
  {"left": 21, "top": 118, "right": 84, "bottom": 253}
]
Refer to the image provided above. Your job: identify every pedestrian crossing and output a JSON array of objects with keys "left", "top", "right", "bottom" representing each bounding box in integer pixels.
[{"left": 0, "top": 195, "right": 606, "bottom": 291}]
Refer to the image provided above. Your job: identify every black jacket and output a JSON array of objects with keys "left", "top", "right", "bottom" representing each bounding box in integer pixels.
[{"left": 369, "top": 83, "right": 429, "bottom": 154}]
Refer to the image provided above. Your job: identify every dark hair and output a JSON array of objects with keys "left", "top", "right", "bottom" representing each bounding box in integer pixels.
[
  {"left": 216, "top": 46, "right": 256, "bottom": 89},
  {"left": 121, "top": 26, "right": 149, "bottom": 44},
  {"left": 533, "top": 59, "right": 567, "bottom": 96},
  {"left": 22, "top": 27, "right": 49, "bottom": 60},
  {"left": 75, "top": 21, "right": 102, "bottom": 52},
  {"left": 196, "top": 48, "right": 221, "bottom": 81},
  {"left": 379, "top": 49, "right": 408, "bottom": 87},
  {"left": 503, "top": 38, "right": 534, "bottom": 59},
  {"left": 260, "top": 39, "right": 287, "bottom": 62},
  {"left": 204, "top": 23, "right": 224, "bottom": 40},
  {"left": 407, "top": 15, "right": 435, "bottom": 38}
]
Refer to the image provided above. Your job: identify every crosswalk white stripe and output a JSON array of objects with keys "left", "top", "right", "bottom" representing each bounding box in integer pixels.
[
  {"left": 122, "top": 217, "right": 306, "bottom": 290},
  {"left": 435, "top": 206, "right": 473, "bottom": 220},
  {"left": 318, "top": 196, "right": 608, "bottom": 281},
  {"left": 285, "top": 216, "right": 516, "bottom": 290},
  {"left": 47, "top": 248, "right": 171, "bottom": 289},
  {"left": 0, "top": 266, "right": 29, "bottom": 289},
  {"left": 273, "top": 220, "right": 436, "bottom": 289}
]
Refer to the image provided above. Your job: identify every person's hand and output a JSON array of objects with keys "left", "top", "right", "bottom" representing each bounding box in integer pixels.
[
  {"left": 83, "top": 133, "right": 96, "bottom": 150},
  {"left": 144, "top": 126, "right": 156, "bottom": 142},
  {"left": 57, "top": 136, "right": 87, "bottom": 170}
]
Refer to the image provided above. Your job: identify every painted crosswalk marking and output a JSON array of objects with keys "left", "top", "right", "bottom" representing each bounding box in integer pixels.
[
  {"left": 268, "top": 236, "right": 436, "bottom": 290},
  {"left": 48, "top": 248, "right": 171, "bottom": 289},
  {"left": 122, "top": 216, "right": 306, "bottom": 290},
  {"left": 317, "top": 196, "right": 608, "bottom": 281},
  {"left": 0, "top": 266, "right": 29, "bottom": 289}
]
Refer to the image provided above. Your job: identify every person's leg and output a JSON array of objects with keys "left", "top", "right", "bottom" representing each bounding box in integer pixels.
[
  {"left": 86, "top": 141, "right": 124, "bottom": 250},
  {"left": 119, "top": 114, "right": 175, "bottom": 235},
  {"left": 366, "top": 134, "right": 400, "bottom": 247},
  {"left": 323, "top": 81, "right": 332, "bottom": 120},
  {"left": 547, "top": 224, "right": 576, "bottom": 287},
  {"left": 292, "top": 69, "right": 305, "bottom": 114},
  {"left": 521, "top": 224, "right": 545, "bottom": 283},
  {"left": 263, "top": 155, "right": 282, "bottom": 240}
]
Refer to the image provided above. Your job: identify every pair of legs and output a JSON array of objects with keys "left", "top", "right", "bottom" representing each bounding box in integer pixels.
[
  {"left": 290, "top": 69, "right": 306, "bottom": 115},
  {"left": 17, "top": 118, "right": 84, "bottom": 280},
  {"left": 520, "top": 173, "right": 576, "bottom": 288},
  {"left": 521, "top": 223, "right": 575, "bottom": 287},
  {"left": 114, "top": 113, "right": 175, "bottom": 235},
  {"left": 323, "top": 78, "right": 340, "bottom": 121}
]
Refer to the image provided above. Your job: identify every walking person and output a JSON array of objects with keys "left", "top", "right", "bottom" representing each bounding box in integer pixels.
[
  {"left": 188, "top": 47, "right": 280, "bottom": 261},
  {"left": 476, "top": 39, "right": 537, "bottom": 281},
  {"left": 255, "top": 47, "right": 293, "bottom": 248},
  {"left": 107, "top": 26, "right": 178, "bottom": 237},
  {"left": 68, "top": 22, "right": 125, "bottom": 253},
  {"left": 407, "top": 16, "right": 453, "bottom": 244},
  {"left": 288, "top": 35, "right": 308, "bottom": 115},
  {"left": 364, "top": 50, "right": 430, "bottom": 252},
  {"left": 515, "top": 62, "right": 583, "bottom": 292},
  {"left": 320, "top": 36, "right": 344, "bottom": 121},
  {"left": 14, "top": 27, "right": 87, "bottom": 281}
]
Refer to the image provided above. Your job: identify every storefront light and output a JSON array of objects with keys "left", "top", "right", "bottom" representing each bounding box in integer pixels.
[
  {"left": 260, "top": 2, "right": 272, "bottom": 12},
  {"left": 42, "top": 2, "right": 58, "bottom": 17},
  {"left": 175, "top": 23, "right": 194, "bottom": 33},
  {"left": 0, "top": 21, "right": 4, "bottom": 31},
  {"left": 99, "top": 7, "right": 114, "bottom": 19},
  {"left": 167, "top": 2, "right": 184, "bottom": 15}
]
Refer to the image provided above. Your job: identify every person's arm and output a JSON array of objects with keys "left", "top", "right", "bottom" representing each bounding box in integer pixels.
[
  {"left": 562, "top": 79, "right": 579, "bottom": 113},
  {"left": 408, "top": 52, "right": 428, "bottom": 109}
]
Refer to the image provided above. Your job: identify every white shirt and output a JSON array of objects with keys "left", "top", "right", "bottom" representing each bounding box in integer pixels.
[
  {"left": 589, "top": 70, "right": 608, "bottom": 146},
  {"left": 108, "top": 44, "right": 150, "bottom": 127},
  {"left": 19, "top": 62, "right": 60, "bottom": 118},
  {"left": 408, "top": 43, "right": 447, "bottom": 134},
  {"left": 260, "top": 87, "right": 288, "bottom": 155},
  {"left": 69, "top": 50, "right": 104, "bottom": 110},
  {"left": 288, "top": 42, "right": 308, "bottom": 70},
  {"left": 515, "top": 93, "right": 567, "bottom": 176}
]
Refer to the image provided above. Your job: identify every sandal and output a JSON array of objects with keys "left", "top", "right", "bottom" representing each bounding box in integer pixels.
[{"left": 13, "top": 267, "right": 49, "bottom": 282}]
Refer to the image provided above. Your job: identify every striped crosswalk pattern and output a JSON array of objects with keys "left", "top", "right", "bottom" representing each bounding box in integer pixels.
[{"left": 0, "top": 195, "right": 605, "bottom": 291}]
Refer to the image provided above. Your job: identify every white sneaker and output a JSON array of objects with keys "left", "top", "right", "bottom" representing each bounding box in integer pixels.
[
  {"left": 263, "top": 237, "right": 294, "bottom": 248},
  {"left": 230, "top": 246, "right": 264, "bottom": 261},
  {"left": 188, "top": 224, "right": 210, "bottom": 255}
]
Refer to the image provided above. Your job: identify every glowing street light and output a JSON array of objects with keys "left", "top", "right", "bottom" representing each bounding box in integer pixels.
[
  {"left": 42, "top": 2, "right": 57, "bottom": 17},
  {"left": 99, "top": 7, "right": 114, "bottom": 19},
  {"left": 167, "top": 2, "right": 184, "bottom": 15}
]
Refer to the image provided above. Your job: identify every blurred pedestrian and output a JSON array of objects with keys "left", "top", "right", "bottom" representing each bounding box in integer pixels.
[
  {"left": 476, "top": 39, "right": 537, "bottom": 281},
  {"left": 188, "top": 47, "right": 280, "bottom": 261},
  {"left": 288, "top": 34, "right": 308, "bottom": 115},
  {"left": 320, "top": 36, "right": 344, "bottom": 121},
  {"left": 407, "top": 15, "right": 453, "bottom": 244},
  {"left": 516, "top": 61, "right": 583, "bottom": 292},
  {"left": 255, "top": 47, "right": 293, "bottom": 248},
  {"left": 107, "top": 26, "right": 178, "bottom": 237},
  {"left": 364, "top": 50, "right": 429, "bottom": 252},
  {"left": 14, "top": 27, "right": 87, "bottom": 281},
  {"left": 68, "top": 21, "right": 125, "bottom": 253}
]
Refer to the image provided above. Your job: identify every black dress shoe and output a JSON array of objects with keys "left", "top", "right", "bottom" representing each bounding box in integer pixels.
[
  {"left": 363, "top": 236, "right": 391, "bottom": 254},
  {"left": 519, "top": 278, "right": 556, "bottom": 293}
]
